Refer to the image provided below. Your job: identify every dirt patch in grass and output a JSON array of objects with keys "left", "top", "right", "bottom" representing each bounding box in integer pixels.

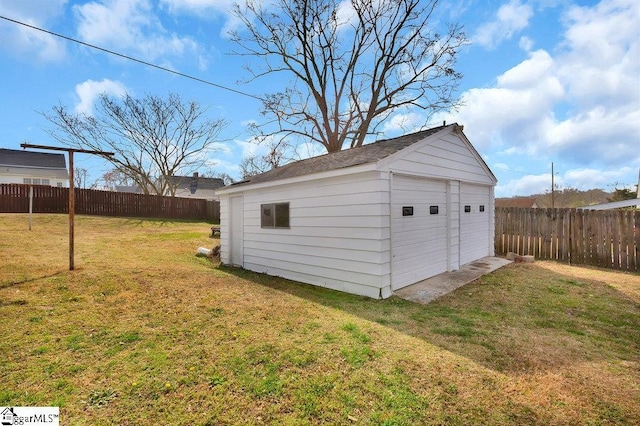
[{"left": 1, "top": 214, "right": 639, "bottom": 425}]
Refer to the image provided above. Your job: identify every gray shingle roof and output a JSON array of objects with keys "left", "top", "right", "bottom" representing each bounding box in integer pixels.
[
  {"left": 168, "top": 175, "right": 225, "bottom": 191},
  {"left": 234, "top": 124, "right": 451, "bottom": 187},
  {"left": 0, "top": 148, "right": 67, "bottom": 169}
]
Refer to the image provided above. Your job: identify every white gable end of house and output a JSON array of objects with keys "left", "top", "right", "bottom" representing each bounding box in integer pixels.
[{"left": 216, "top": 124, "right": 497, "bottom": 299}]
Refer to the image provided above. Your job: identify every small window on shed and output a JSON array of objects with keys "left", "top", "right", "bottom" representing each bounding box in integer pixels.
[
  {"left": 430, "top": 206, "right": 439, "bottom": 215},
  {"left": 464, "top": 205, "right": 471, "bottom": 213},
  {"left": 261, "top": 203, "right": 290, "bottom": 229},
  {"left": 23, "top": 178, "right": 31, "bottom": 184},
  {"left": 479, "top": 205, "right": 485, "bottom": 212}
]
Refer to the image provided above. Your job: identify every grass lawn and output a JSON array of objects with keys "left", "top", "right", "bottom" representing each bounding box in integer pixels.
[{"left": 1, "top": 214, "right": 638, "bottom": 425}]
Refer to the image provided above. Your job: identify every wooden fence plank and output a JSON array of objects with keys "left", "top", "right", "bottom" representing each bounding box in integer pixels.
[
  {"left": 620, "top": 211, "right": 629, "bottom": 271},
  {"left": 628, "top": 210, "right": 637, "bottom": 271},
  {"left": 612, "top": 211, "right": 621, "bottom": 269},
  {"left": 603, "top": 211, "right": 611, "bottom": 268},
  {"left": 494, "top": 207, "right": 638, "bottom": 271},
  {"left": 633, "top": 212, "right": 640, "bottom": 272},
  {"left": 1, "top": 184, "right": 219, "bottom": 222}
]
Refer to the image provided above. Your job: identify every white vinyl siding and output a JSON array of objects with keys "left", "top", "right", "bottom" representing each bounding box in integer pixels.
[
  {"left": 220, "top": 196, "right": 244, "bottom": 266},
  {"left": 387, "top": 133, "right": 494, "bottom": 185},
  {"left": 448, "top": 180, "right": 461, "bottom": 271},
  {"left": 460, "top": 183, "right": 492, "bottom": 265},
  {"left": 237, "top": 171, "right": 391, "bottom": 298},
  {"left": 229, "top": 196, "right": 244, "bottom": 266},
  {"left": 391, "top": 175, "right": 448, "bottom": 290},
  {"left": 0, "top": 165, "right": 68, "bottom": 187}
]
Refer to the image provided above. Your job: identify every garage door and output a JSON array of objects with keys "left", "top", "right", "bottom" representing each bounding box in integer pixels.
[
  {"left": 460, "top": 183, "right": 491, "bottom": 265},
  {"left": 391, "top": 175, "right": 448, "bottom": 290}
]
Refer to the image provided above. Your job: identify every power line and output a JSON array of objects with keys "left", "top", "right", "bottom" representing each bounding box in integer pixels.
[{"left": 0, "top": 14, "right": 265, "bottom": 102}]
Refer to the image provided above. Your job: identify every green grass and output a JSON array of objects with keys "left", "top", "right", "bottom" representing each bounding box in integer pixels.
[{"left": 0, "top": 213, "right": 639, "bottom": 425}]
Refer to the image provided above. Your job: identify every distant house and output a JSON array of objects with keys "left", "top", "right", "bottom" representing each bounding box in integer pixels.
[
  {"left": 113, "top": 173, "right": 225, "bottom": 198},
  {"left": 115, "top": 185, "right": 144, "bottom": 194},
  {"left": 216, "top": 123, "right": 497, "bottom": 299},
  {"left": 495, "top": 196, "right": 539, "bottom": 208},
  {"left": 0, "top": 148, "right": 68, "bottom": 187},
  {"left": 167, "top": 173, "right": 224, "bottom": 200}
]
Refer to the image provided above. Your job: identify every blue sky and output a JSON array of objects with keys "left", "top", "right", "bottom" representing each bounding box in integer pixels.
[{"left": 0, "top": 0, "right": 638, "bottom": 197}]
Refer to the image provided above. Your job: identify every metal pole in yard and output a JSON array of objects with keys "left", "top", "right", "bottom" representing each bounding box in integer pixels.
[{"left": 29, "top": 185, "right": 33, "bottom": 230}]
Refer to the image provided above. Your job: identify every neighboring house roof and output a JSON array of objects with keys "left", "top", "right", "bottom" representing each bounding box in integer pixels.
[
  {"left": 0, "top": 148, "right": 67, "bottom": 170},
  {"left": 168, "top": 175, "right": 225, "bottom": 192},
  {"left": 495, "top": 197, "right": 539, "bottom": 208},
  {"left": 228, "top": 124, "right": 483, "bottom": 189},
  {"left": 115, "top": 185, "right": 143, "bottom": 193},
  {"left": 577, "top": 198, "right": 640, "bottom": 210}
]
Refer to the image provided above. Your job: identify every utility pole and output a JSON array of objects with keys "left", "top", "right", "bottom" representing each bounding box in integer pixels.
[
  {"left": 551, "top": 162, "right": 555, "bottom": 209},
  {"left": 20, "top": 143, "right": 114, "bottom": 271},
  {"left": 636, "top": 168, "right": 640, "bottom": 210}
]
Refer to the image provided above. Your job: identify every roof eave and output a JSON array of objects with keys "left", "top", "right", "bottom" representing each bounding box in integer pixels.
[{"left": 216, "top": 163, "right": 378, "bottom": 196}]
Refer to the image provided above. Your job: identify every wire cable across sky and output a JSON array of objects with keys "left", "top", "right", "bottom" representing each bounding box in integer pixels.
[{"left": 0, "top": 14, "right": 266, "bottom": 102}]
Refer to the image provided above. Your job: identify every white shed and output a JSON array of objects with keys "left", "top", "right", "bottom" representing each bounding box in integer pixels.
[{"left": 216, "top": 124, "right": 497, "bottom": 299}]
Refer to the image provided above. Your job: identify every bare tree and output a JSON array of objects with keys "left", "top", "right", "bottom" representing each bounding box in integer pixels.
[
  {"left": 74, "top": 167, "right": 89, "bottom": 189},
  {"left": 239, "top": 136, "right": 293, "bottom": 178},
  {"left": 231, "top": 0, "right": 466, "bottom": 153},
  {"left": 43, "top": 93, "right": 227, "bottom": 195},
  {"left": 101, "top": 168, "right": 136, "bottom": 191},
  {"left": 212, "top": 172, "right": 236, "bottom": 186}
]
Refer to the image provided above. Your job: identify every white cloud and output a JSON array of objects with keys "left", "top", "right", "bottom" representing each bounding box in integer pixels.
[
  {"left": 439, "top": 49, "right": 564, "bottom": 153},
  {"left": 0, "top": 0, "right": 67, "bottom": 61},
  {"left": 496, "top": 173, "right": 553, "bottom": 198},
  {"left": 495, "top": 166, "right": 635, "bottom": 197},
  {"left": 443, "top": 0, "right": 639, "bottom": 176},
  {"left": 233, "top": 136, "right": 271, "bottom": 159},
  {"left": 558, "top": 0, "right": 640, "bottom": 109},
  {"left": 205, "top": 157, "right": 240, "bottom": 177},
  {"left": 473, "top": 0, "right": 534, "bottom": 49},
  {"left": 335, "top": 1, "right": 358, "bottom": 29},
  {"left": 518, "top": 36, "right": 534, "bottom": 51},
  {"left": 563, "top": 167, "right": 634, "bottom": 190},
  {"left": 74, "top": 79, "right": 128, "bottom": 115},
  {"left": 73, "top": 0, "right": 201, "bottom": 63},
  {"left": 161, "top": 0, "right": 234, "bottom": 13},
  {"left": 160, "top": 0, "right": 248, "bottom": 35},
  {"left": 381, "top": 112, "right": 426, "bottom": 135}
]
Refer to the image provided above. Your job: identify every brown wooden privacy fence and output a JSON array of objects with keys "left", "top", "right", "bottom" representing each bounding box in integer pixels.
[
  {"left": 495, "top": 207, "right": 639, "bottom": 272},
  {"left": 0, "top": 184, "right": 220, "bottom": 222}
]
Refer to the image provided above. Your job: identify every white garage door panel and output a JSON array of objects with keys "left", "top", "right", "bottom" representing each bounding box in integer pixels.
[
  {"left": 460, "top": 183, "right": 490, "bottom": 265},
  {"left": 392, "top": 176, "right": 448, "bottom": 290}
]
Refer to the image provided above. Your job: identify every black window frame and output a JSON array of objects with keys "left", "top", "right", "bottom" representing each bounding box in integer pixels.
[{"left": 261, "top": 202, "right": 290, "bottom": 229}]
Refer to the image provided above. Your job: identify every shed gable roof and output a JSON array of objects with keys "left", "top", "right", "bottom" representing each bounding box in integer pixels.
[
  {"left": 0, "top": 148, "right": 67, "bottom": 169},
  {"left": 233, "top": 124, "right": 449, "bottom": 187}
]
